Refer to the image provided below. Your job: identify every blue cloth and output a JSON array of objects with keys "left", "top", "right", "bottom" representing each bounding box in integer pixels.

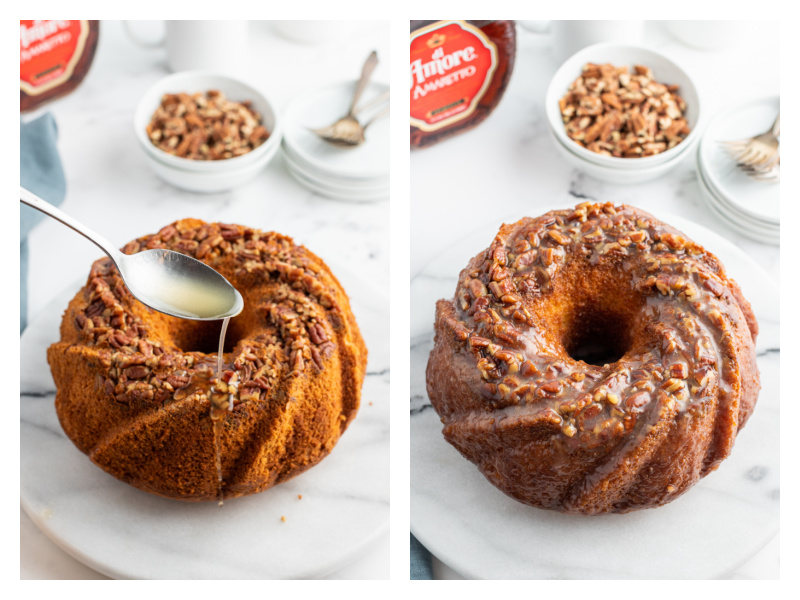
[
  {"left": 410, "top": 533, "right": 433, "bottom": 579},
  {"left": 20, "top": 113, "right": 65, "bottom": 332}
]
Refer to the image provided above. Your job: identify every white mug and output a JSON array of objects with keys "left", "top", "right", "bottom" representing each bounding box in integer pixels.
[
  {"left": 665, "top": 20, "right": 748, "bottom": 50},
  {"left": 272, "top": 20, "right": 356, "bottom": 45},
  {"left": 523, "top": 20, "right": 645, "bottom": 63},
  {"left": 125, "top": 20, "right": 249, "bottom": 75}
]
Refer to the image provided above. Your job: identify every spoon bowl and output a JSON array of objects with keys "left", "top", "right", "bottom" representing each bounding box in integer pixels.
[
  {"left": 20, "top": 186, "right": 243, "bottom": 321},
  {"left": 311, "top": 115, "right": 365, "bottom": 147},
  {"left": 120, "top": 249, "right": 244, "bottom": 320}
]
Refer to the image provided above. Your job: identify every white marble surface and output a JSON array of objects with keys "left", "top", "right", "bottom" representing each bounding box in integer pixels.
[
  {"left": 410, "top": 21, "right": 779, "bottom": 579},
  {"left": 21, "top": 20, "right": 389, "bottom": 579}
]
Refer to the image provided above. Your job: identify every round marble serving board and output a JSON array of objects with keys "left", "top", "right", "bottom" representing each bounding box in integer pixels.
[
  {"left": 410, "top": 209, "right": 779, "bottom": 580},
  {"left": 21, "top": 262, "right": 389, "bottom": 580}
]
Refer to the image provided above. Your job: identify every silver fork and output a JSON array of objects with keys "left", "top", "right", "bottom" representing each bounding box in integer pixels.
[
  {"left": 719, "top": 113, "right": 780, "bottom": 177},
  {"left": 737, "top": 161, "right": 780, "bottom": 182}
]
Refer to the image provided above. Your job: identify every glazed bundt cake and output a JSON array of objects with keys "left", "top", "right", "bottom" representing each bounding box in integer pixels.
[
  {"left": 47, "top": 219, "right": 367, "bottom": 501},
  {"left": 426, "top": 202, "right": 759, "bottom": 515}
]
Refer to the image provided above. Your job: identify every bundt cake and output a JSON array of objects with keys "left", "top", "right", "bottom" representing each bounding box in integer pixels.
[
  {"left": 426, "top": 202, "right": 759, "bottom": 515},
  {"left": 47, "top": 219, "right": 367, "bottom": 502}
]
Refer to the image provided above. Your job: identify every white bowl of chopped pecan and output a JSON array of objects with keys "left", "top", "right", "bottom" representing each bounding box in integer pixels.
[
  {"left": 134, "top": 71, "right": 281, "bottom": 192},
  {"left": 546, "top": 43, "right": 702, "bottom": 171}
]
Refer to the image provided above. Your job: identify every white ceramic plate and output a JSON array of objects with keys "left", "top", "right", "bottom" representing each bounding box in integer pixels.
[
  {"left": 282, "top": 144, "right": 388, "bottom": 191},
  {"left": 700, "top": 185, "right": 778, "bottom": 244},
  {"left": 697, "top": 156, "right": 779, "bottom": 246},
  {"left": 282, "top": 81, "right": 389, "bottom": 181},
  {"left": 698, "top": 96, "right": 779, "bottom": 225},
  {"left": 696, "top": 148, "right": 779, "bottom": 230},
  {"left": 699, "top": 170, "right": 780, "bottom": 233},
  {"left": 283, "top": 155, "right": 388, "bottom": 203},
  {"left": 21, "top": 263, "right": 389, "bottom": 580},
  {"left": 281, "top": 148, "right": 388, "bottom": 194},
  {"left": 410, "top": 210, "right": 779, "bottom": 579}
]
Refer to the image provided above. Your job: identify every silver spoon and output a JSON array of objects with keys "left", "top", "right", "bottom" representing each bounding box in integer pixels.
[
  {"left": 310, "top": 50, "right": 379, "bottom": 146},
  {"left": 322, "top": 105, "right": 390, "bottom": 148},
  {"left": 20, "top": 186, "right": 243, "bottom": 321}
]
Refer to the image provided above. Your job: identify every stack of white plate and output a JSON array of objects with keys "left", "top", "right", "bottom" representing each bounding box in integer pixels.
[
  {"left": 281, "top": 80, "right": 389, "bottom": 202},
  {"left": 696, "top": 96, "right": 779, "bottom": 245}
]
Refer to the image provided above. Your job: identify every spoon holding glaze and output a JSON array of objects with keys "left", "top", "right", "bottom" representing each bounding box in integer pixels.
[{"left": 20, "top": 186, "right": 243, "bottom": 321}]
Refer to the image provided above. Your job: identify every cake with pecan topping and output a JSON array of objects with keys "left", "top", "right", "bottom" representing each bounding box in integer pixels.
[
  {"left": 426, "top": 203, "right": 759, "bottom": 514},
  {"left": 47, "top": 219, "right": 367, "bottom": 501}
]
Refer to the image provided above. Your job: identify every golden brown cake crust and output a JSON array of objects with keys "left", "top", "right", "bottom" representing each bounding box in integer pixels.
[
  {"left": 426, "top": 202, "right": 759, "bottom": 514},
  {"left": 47, "top": 219, "right": 367, "bottom": 501}
]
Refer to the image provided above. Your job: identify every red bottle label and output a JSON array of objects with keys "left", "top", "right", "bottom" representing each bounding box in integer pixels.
[
  {"left": 410, "top": 21, "right": 498, "bottom": 132},
  {"left": 20, "top": 20, "right": 90, "bottom": 96}
]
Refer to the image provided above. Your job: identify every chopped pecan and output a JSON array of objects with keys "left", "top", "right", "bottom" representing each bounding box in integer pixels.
[
  {"left": 146, "top": 90, "right": 270, "bottom": 160},
  {"left": 559, "top": 62, "right": 690, "bottom": 158}
]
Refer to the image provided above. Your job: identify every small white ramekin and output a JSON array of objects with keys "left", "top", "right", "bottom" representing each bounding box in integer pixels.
[
  {"left": 545, "top": 43, "right": 702, "bottom": 172},
  {"left": 134, "top": 71, "right": 282, "bottom": 192},
  {"left": 549, "top": 126, "right": 688, "bottom": 185}
]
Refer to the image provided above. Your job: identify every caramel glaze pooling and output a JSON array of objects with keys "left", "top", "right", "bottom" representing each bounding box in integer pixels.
[
  {"left": 48, "top": 219, "right": 367, "bottom": 501},
  {"left": 426, "top": 202, "right": 760, "bottom": 514}
]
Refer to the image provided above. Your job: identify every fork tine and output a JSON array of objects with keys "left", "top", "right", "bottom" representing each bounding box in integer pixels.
[
  {"left": 737, "top": 146, "right": 766, "bottom": 166},
  {"left": 720, "top": 143, "right": 743, "bottom": 155},
  {"left": 724, "top": 148, "right": 748, "bottom": 163},
  {"left": 718, "top": 139, "right": 750, "bottom": 149},
  {"left": 718, "top": 111, "right": 779, "bottom": 179},
  {"left": 740, "top": 164, "right": 779, "bottom": 181},
  {"left": 719, "top": 144, "right": 745, "bottom": 155},
  {"left": 720, "top": 139, "right": 749, "bottom": 151},
  {"left": 756, "top": 154, "right": 781, "bottom": 171},
  {"left": 749, "top": 153, "right": 774, "bottom": 167}
]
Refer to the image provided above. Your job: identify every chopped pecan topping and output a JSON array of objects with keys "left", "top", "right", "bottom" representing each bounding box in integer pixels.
[
  {"left": 439, "top": 202, "right": 744, "bottom": 446},
  {"left": 71, "top": 220, "right": 342, "bottom": 411}
]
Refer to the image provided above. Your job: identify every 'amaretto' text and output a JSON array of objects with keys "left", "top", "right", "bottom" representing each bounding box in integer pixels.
[{"left": 411, "top": 46, "right": 478, "bottom": 99}]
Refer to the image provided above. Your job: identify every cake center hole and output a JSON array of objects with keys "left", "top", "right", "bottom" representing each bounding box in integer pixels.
[
  {"left": 565, "top": 308, "right": 630, "bottom": 367},
  {"left": 169, "top": 317, "right": 243, "bottom": 355}
]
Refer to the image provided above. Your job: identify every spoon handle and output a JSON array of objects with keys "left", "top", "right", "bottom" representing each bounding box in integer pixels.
[
  {"left": 348, "top": 50, "right": 378, "bottom": 117},
  {"left": 363, "top": 106, "right": 390, "bottom": 130},
  {"left": 20, "top": 186, "right": 122, "bottom": 265},
  {"left": 353, "top": 89, "right": 390, "bottom": 116}
]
